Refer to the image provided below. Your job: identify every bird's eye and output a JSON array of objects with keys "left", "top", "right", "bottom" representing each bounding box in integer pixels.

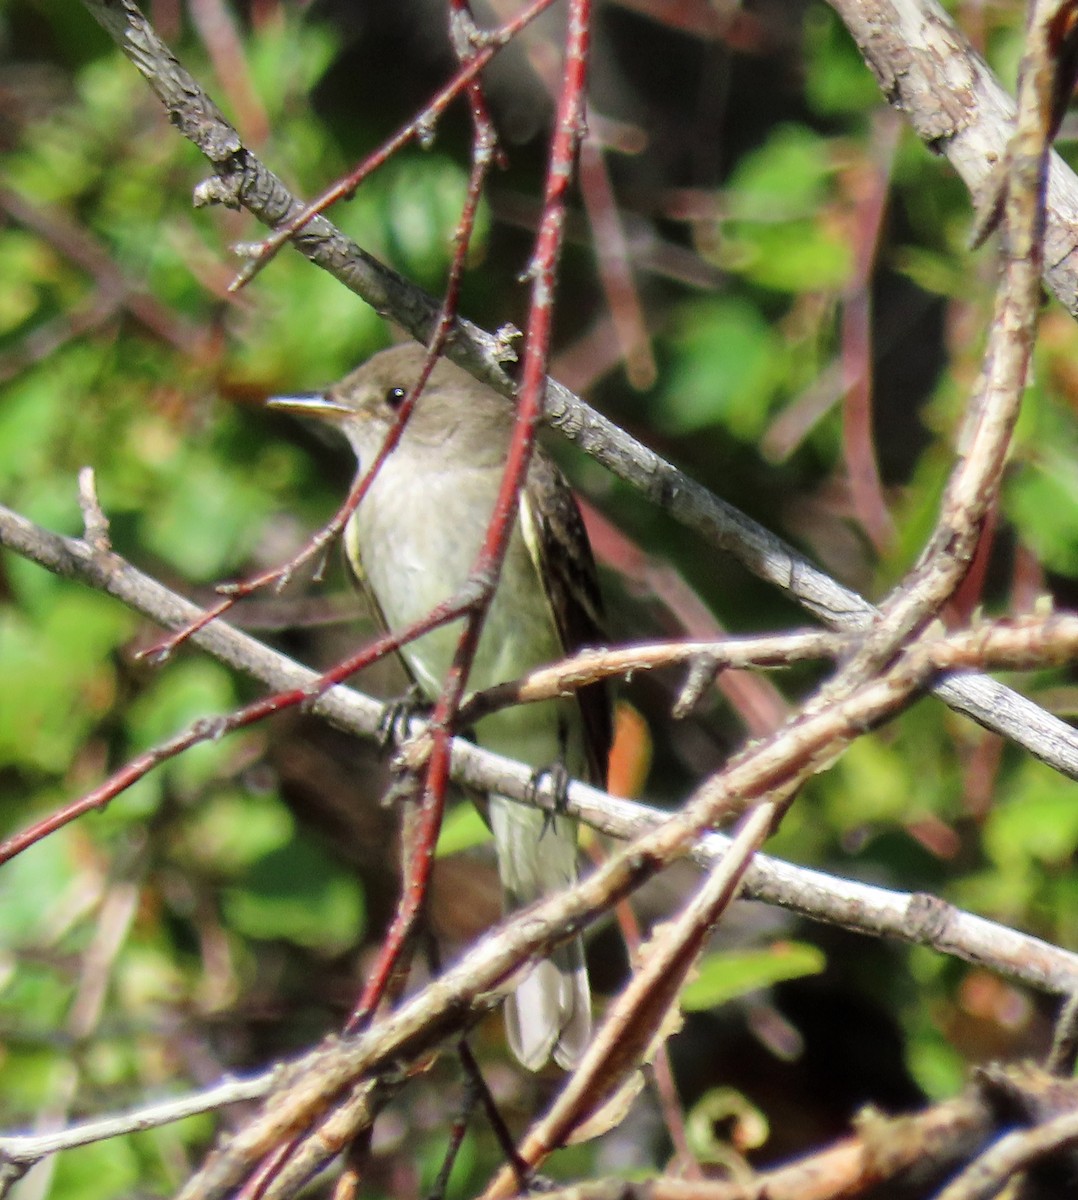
[{"left": 385, "top": 387, "right": 407, "bottom": 408}]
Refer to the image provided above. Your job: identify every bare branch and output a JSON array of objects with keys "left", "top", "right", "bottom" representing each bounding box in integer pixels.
[
  {"left": 0, "top": 1075, "right": 271, "bottom": 1166},
  {"left": 505, "top": 1069, "right": 1078, "bottom": 1200},
  {"left": 77, "top": 0, "right": 1078, "bottom": 780},
  {"left": 934, "top": 1107, "right": 1078, "bottom": 1200},
  {"left": 2, "top": 502, "right": 1077, "bottom": 998},
  {"left": 482, "top": 802, "right": 780, "bottom": 1194},
  {"left": 846, "top": 0, "right": 1052, "bottom": 676},
  {"left": 827, "top": 0, "right": 1078, "bottom": 317}
]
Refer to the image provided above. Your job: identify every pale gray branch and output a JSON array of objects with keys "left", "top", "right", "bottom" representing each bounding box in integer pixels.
[
  {"left": 836, "top": 0, "right": 1050, "bottom": 679},
  {"left": 77, "top": 0, "right": 1078, "bottom": 781},
  {"left": 0, "top": 1075, "right": 271, "bottom": 1167},
  {"left": 828, "top": 0, "right": 1078, "bottom": 315},
  {"left": 2, "top": 501, "right": 1076, "bottom": 998}
]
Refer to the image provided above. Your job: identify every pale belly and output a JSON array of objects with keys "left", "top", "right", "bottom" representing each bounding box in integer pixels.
[{"left": 347, "top": 458, "right": 586, "bottom": 774}]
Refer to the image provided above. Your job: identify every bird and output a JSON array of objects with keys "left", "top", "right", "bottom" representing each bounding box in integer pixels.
[{"left": 270, "top": 343, "right": 611, "bottom": 1069}]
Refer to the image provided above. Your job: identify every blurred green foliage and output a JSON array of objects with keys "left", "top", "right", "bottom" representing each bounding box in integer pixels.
[
  {"left": 680, "top": 943, "right": 826, "bottom": 1012},
  {"left": 2, "top": 0, "right": 1078, "bottom": 1194}
]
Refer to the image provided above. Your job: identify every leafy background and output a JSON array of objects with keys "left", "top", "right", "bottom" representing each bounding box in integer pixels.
[{"left": 2, "top": 0, "right": 1078, "bottom": 1194}]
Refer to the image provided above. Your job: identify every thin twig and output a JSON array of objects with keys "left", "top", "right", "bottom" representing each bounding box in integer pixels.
[
  {"left": 487, "top": 1068, "right": 1078, "bottom": 1200},
  {"left": 838, "top": 0, "right": 1054, "bottom": 682},
  {"left": 482, "top": 802, "right": 780, "bottom": 1195},
  {"left": 175, "top": 630, "right": 998, "bottom": 1200},
  {"left": 226, "top": 0, "right": 557, "bottom": 289},
  {"left": 2, "top": 504, "right": 1078, "bottom": 997},
  {"left": 1045, "top": 991, "right": 1078, "bottom": 1076},
  {"left": 77, "top": 0, "right": 1078, "bottom": 781},
  {"left": 0, "top": 1075, "right": 271, "bottom": 1165},
  {"left": 932, "top": 1107, "right": 1078, "bottom": 1200}
]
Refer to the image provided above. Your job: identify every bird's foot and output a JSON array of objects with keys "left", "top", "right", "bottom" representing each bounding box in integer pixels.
[
  {"left": 377, "top": 684, "right": 429, "bottom": 754},
  {"left": 526, "top": 761, "right": 572, "bottom": 839}
]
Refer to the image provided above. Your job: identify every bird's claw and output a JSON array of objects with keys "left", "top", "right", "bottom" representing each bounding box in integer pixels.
[
  {"left": 378, "top": 683, "right": 428, "bottom": 753},
  {"left": 526, "top": 761, "right": 572, "bottom": 839}
]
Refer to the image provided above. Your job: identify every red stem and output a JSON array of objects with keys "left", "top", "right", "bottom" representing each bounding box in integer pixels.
[
  {"left": 346, "top": 0, "right": 593, "bottom": 1033},
  {"left": 0, "top": 590, "right": 472, "bottom": 869},
  {"left": 841, "top": 112, "right": 899, "bottom": 554},
  {"left": 230, "top": 0, "right": 558, "bottom": 290}
]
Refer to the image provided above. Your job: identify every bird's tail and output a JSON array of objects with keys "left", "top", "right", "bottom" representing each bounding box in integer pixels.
[{"left": 489, "top": 795, "right": 591, "bottom": 1070}]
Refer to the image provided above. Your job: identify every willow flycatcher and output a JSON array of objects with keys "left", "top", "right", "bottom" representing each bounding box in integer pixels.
[{"left": 270, "top": 343, "right": 610, "bottom": 1070}]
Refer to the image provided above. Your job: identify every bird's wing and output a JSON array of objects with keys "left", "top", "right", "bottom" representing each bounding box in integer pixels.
[{"left": 521, "top": 451, "right": 612, "bottom": 787}]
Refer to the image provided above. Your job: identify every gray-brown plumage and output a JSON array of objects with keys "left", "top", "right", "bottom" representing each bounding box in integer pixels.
[{"left": 271, "top": 344, "right": 610, "bottom": 1069}]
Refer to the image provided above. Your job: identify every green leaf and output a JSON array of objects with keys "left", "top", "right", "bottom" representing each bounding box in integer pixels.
[
  {"left": 0, "top": 591, "right": 132, "bottom": 770},
  {"left": 727, "top": 126, "right": 835, "bottom": 217},
  {"left": 708, "top": 127, "right": 852, "bottom": 293},
  {"left": 378, "top": 155, "right": 490, "bottom": 286},
  {"left": 52, "top": 1136, "right": 141, "bottom": 1200},
  {"left": 247, "top": 19, "right": 339, "bottom": 108},
  {"left": 829, "top": 735, "right": 917, "bottom": 828},
  {"left": 0, "top": 359, "right": 70, "bottom": 484},
  {"left": 1005, "top": 451, "right": 1078, "bottom": 577},
  {"left": 906, "top": 1019, "right": 967, "bottom": 1100},
  {"left": 179, "top": 791, "right": 296, "bottom": 874},
  {"left": 891, "top": 246, "right": 968, "bottom": 299},
  {"left": 0, "top": 827, "right": 78, "bottom": 945},
  {"left": 126, "top": 658, "right": 239, "bottom": 793},
  {"left": 142, "top": 451, "right": 278, "bottom": 581},
  {"left": 984, "top": 761, "right": 1078, "bottom": 870},
  {"left": 662, "top": 299, "right": 783, "bottom": 438},
  {"left": 223, "top": 834, "right": 364, "bottom": 951},
  {"left": 803, "top": 5, "right": 883, "bottom": 117},
  {"left": 686, "top": 1088, "right": 769, "bottom": 1162},
  {"left": 436, "top": 802, "right": 492, "bottom": 858},
  {"left": 680, "top": 942, "right": 826, "bottom": 1011}
]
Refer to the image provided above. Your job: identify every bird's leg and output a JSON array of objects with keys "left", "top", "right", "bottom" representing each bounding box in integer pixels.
[
  {"left": 377, "top": 682, "right": 429, "bottom": 754},
  {"left": 377, "top": 685, "right": 434, "bottom": 816},
  {"left": 526, "top": 760, "right": 572, "bottom": 840}
]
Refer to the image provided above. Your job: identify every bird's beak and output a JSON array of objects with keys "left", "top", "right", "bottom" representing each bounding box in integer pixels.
[{"left": 266, "top": 393, "right": 353, "bottom": 422}]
